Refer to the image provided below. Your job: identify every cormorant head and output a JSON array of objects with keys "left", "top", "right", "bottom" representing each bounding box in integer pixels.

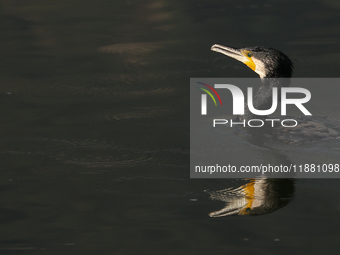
[{"left": 211, "top": 44, "right": 293, "bottom": 78}]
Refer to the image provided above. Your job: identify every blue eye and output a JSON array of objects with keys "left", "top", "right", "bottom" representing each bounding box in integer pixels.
[{"left": 247, "top": 52, "right": 252, "bottom": 58}]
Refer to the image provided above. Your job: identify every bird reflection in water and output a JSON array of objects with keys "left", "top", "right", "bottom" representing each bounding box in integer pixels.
[{"left": 207, "top": 178, "right": 295, "bottom": 217}]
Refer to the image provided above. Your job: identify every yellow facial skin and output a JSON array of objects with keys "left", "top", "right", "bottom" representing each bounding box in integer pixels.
[
  {"left": 238, "top": 180, "right": 255, "bottom": 215},
  {"left": 241, "top": 50, "right": 256, "bottom": 71}
]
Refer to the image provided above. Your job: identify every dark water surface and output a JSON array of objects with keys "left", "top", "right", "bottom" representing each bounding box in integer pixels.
[{"left": 0, "top": 0, "right": 340, "bottom": 254}]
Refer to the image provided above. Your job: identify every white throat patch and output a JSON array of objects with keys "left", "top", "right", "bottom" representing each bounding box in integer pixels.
[{"left": 252, "top": 58, "right": 267, "bottom": 78}]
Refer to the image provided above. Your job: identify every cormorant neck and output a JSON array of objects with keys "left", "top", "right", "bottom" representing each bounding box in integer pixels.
[{"left": 238, "top": 78, "right": 291, "bottom": 121}]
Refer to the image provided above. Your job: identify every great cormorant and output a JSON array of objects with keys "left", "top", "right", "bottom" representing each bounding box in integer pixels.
[
  {"left": 211, "top": 44, "right": 292, "bottom": 121},
  {"left": 211, "top": 44, "right": 339, "bottom": 143},
  {"left": 211, "top": 44, "right": 293, "bottom": 78},
  {"left": 207, "top": 45, "right": 299, "bottom": 217}
]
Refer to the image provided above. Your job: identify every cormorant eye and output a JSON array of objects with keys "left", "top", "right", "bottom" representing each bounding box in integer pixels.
[
  {"left": 247, "top": 52, "right": 252, "bottom": 58},
  {"left": 246, "top": 208, "right": 251, "bottom": 213}
]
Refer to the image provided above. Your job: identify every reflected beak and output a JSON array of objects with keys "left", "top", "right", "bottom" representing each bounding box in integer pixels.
[
  {"left": 209, "top": 203, "right": 243, "bottom": 217},
  {"left": 211, "top": 44, "right": 256, "bottom": 71}
]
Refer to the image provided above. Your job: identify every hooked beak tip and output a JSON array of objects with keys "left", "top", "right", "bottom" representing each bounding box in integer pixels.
[{"left": 211, "top": 44, "right": 222, "bottom": 52}]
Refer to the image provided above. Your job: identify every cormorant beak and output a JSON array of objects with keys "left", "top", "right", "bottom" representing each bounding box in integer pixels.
[
  {"left": 209, "top": 207, "right": 242, "bottom": 217},
  {"left": 211, "top": 44, "right": 256, "bottom": 72}
]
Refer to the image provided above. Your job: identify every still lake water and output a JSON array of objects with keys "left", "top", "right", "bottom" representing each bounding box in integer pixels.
[{"left": 0, "top": 0, "right": 340, "bottom": 254}]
